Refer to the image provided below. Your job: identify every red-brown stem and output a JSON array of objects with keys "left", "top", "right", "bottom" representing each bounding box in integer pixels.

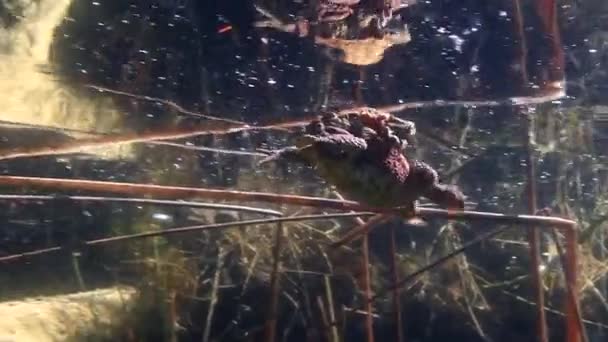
[
  {"left": 0, "top": 121, "right": 306, "bottom": 162},
  {"left": 389, "top": 226, "right": 404, "bottom": 342},
  {"left": 0, "top": 176, "right": 579, "bottom": 228},
  {"left": 0, "top": 98, "right": 568, "bottom": 164},
  {"left": 524, "top": 112, "right": 548, "bottom": 342},
  {"left": 334, "top": 192, "right": 375, "bottom": 342},
  {"left": 534, "top": 0, "right": 565, "bottom": 86},
  {"left": 0, "top": 125, "right": 241, "bottom": 161},
  {"left": 550, "top": 228, "right": 587, "bottom": 342},
  {"left": 0, "top": 175, "right": 387, "bottom": 214},
  {"left": 0, "top": 194, "right": 282, "bottom": 216},
  {"left": 9, "top": 103, "right": 456, "bottom": 164},
  {"left": 264, "top": 222, "right": 284, "bottom": 342}
]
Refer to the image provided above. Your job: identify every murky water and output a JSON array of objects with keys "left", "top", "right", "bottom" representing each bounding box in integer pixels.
[{"left": 0, "top": 1, "right": 606, "bottom": 341}]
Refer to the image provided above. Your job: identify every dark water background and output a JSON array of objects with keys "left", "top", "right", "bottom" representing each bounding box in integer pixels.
[{"left": 0, "top": 0, "right": 607, "bottom": 341}]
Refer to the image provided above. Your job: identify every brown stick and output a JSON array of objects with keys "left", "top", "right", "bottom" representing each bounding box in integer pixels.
[
  {"left": 333, "top": 205, "right": 578, "bottom": 248},
  {"left": 523, "top": 112, "right": 548, "bottom": 342},
  {"left": 333, "top": 192, "right": 374, "bottom": 342},
  {"left": 524, "top": 109, "right": 585, "bottom": 342},
  {"left": 0, "top": 125, "right": 244, "bottom": 161},
  {"left": 0, "top": 121, "right": 306, "bottom": 162},
  {"left": 0, "top": 97, "right": 568, "bottom": 164},
  {"left": 550, "top": 226, "right": 587, "bottom": 342},
  {"left": 264, "top": 222, "right": 285, "bottom": 342},
  {"left": 0, "top": 194, "right": 283, "bottom": 216},
  {"left": 563, "top": 228, "right": 583, "bottom": 342},
  {"left": 0, "top": 176, "right": 579, "bottom": 228},
  {"left": 0, "top": 175, "right": 387, "bottom": 213},
  {"left": 551, "top": 231, "right": 588, "bottom": 342},
  {"left": 533, "top": 0, "right": 565, "bottom": 86},
  {"left": 0, "top": 91, "right": 567, "bottom": 165}
]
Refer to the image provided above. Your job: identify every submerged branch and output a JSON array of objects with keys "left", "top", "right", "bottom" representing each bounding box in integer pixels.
[
  {"left": 0, "top": 194, "right": 283, "bottom": 216},
  {"left": 0, "top": 176, "right": 578, "bottom": 228},
  {"left": 523, "top": 109, "right": 549, "bottom": 342},
  {"left": 0, "top": 119, "right": 307, "bottom": 162},
  {"left": 0, "top": 91, "right": 566, "bottom": 163},
  {"left": 0, "top": 175, "right": 402, "bottom": 214},
  {"left": 332, "top": 191, "right": 375, "bottom": 342},
  {"left": 0, "top": 125, "right": 249, "bottom": 161}
]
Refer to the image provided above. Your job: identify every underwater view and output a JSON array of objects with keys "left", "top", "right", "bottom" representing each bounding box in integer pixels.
[{"left": 0, "top": 0, "right": 607, "bottom": 341}]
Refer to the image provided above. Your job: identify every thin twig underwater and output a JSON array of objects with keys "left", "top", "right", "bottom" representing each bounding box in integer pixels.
[{"left": 0, "top": 83, "right": 563, "bottom": 163}]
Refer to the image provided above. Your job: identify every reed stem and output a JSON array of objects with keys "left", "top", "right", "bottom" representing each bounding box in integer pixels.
[{"left": 524, "top": 111, "right": 548, "bottom": 342}]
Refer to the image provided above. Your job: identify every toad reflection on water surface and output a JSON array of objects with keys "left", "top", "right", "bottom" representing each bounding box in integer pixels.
[{"left": 253, "top": 0, "right": 417, "bottom": 65}]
